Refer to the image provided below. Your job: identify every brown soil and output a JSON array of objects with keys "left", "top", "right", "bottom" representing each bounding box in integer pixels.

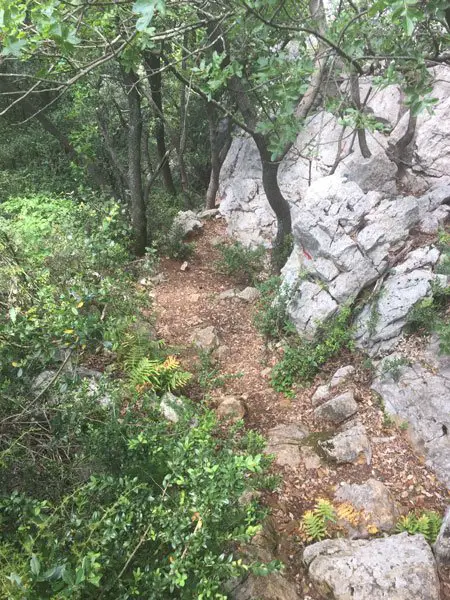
[{"left": 153, "top": 218, "right": 450, "bottom": 599}]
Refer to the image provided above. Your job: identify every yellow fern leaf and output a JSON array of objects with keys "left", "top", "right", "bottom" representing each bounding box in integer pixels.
[
  {"left": 336, "top": 502, "right": 360, "bottom": 526},
  {"left": 367, "top": 523, "right": 379, "bottom": 535}
]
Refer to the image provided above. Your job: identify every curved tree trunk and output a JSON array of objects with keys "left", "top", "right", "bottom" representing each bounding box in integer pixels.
[
  {"left": 123, "top": 69, "right": 147, "bottom": 256},
  {"left": 254, "top": 134, "right": 292, "bottom": 272}
]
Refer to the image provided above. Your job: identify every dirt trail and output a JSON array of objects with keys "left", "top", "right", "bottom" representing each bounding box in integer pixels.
[{"left": 154, "top": 218, "right": 449, "bottom": 596}]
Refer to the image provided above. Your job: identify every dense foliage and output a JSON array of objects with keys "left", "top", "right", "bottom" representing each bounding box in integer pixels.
[
  {"left": 0, "top": 196, "right": 273, "bottom": 598},
  {"left": 1, "top": 1, "right": 450, "bottom": 597}
]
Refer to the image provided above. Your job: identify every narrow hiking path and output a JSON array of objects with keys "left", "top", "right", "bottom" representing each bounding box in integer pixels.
[{"left": 153, "top": 217, "right": 449, "bottom": 595}]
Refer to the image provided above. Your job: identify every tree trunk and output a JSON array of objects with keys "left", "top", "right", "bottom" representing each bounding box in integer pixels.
[
  {"left": 205, "top": 103, "right": 231, "bottom": 209},
  {"left": 387, "top": 109, "right": 417, "bottom": 181},
  {"left": 123, "top": 69, "right": 147, "bottom": 256},
  {"left": 350, "top": 73, "right": 371, "bottom": 158},
  {"left": 254, "top": 134, "right": 292, "bottom": 272},
  {"left": 144, "top": 51, "right": 177, "bottom": 195},
  {"left": 178, "top": 35, "right": 191, "bottom": 207}
]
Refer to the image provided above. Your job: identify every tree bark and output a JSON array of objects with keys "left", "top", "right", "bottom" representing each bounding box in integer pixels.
[
  {"left": 122, "top": 69, "right": 147, "bottom": 256},
  {"left": 227, "top": 75, "right": 292, "bottom": 270},
  {"left": 350, "top": 72, "right": 371, "bottom": 158},
  {"left": 144, "top": 51, "right": 177, "bottom": 195},
  {"left": 254, "top": 134, "right": 292, "bottom": 272},
  {"left": 205, "top": 102, "right": 232, "bottom": 209},
  {"left": 387, "top": 109, "right": 417, "bottom": 179}
]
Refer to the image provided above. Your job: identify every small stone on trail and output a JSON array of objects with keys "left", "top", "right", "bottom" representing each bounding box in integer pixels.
[
  {"left": 180, "top": 261, "right": 189, "bottom": 271},
  {"left": 314, "top": 391, "right": 358, "bottom": 425},
  {"left": 219, "top": 288, "right": 237, "bottom": 300},
  {"left": 191, "top": 325, "right": 220, "bottom": 351},
  {"left": 266, "top": 424, "right": 309, "bottom": 469},
  {"left": 319, "top": 422, "right": 371, "bottom": 465},
  {"left": 216, "top": 396, "right": 246, "bottom": 422},
  {"left": 312, "top": 364, "right": 356, "bottom": 406},
  {"left": 236, "top": 287, "right": 261, "bottom": 303}
]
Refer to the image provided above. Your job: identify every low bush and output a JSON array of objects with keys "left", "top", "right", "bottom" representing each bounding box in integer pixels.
[
  {"left": 0, "top": 397, "right": 274, "bottom": 599},
  {"left": 406, "top": 279, "right": 450, "bottom": 354},
  {"left": 253, "top": 276, "right": 296, "bottom": 340},
  {"left": 271, "top": 306, "right": 354, "bottom": 395},
  {"left": 0, "top": 192, "right": 274, "bottom": 599},
  {"left": 215, "top": 241, "right": 266, "bottom": 285}
]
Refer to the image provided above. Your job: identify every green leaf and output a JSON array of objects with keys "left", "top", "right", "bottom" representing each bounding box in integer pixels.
[
  {"left": 30, "top": 554, "right": 40, "bottom": 576},
  {"left": 1, "top": 37, "right": 27, "bottom": 57},
  {"left": 133, "top": 0, "right": 155, "bottom": 31}
]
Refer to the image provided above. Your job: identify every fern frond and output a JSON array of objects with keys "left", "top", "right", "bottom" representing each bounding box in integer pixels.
[
  {"left": 302, "top": 510, "right": 327, "bottom": 541},
  {"left": 128, "top": 357, "right": 191, "bottom": 394},
  {"left": 424, "top": 511, "right": 443, "bottom": 543},
  {"left": 395, "top": 515, "right": 417, "bottom": 535},
  {"left": 315, "top": 499, "right": 336, "bottom": 524},
  {"left": 336, "top": 502, "right": 360, "bottom": 527}
]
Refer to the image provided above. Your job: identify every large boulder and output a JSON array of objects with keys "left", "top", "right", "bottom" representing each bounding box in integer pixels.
[
  {"left": 372, "top": 338, "right": 450, "bottom": 487},
  {"left": 303, "top": 533, "right": 440, "bottom": 600}
]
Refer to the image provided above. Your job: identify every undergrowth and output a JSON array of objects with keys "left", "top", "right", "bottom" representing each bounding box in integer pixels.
[
  {"left": 215, "top": 241, "right": 266, "bottom": 285},
  {"left": 196, "top": 350, "right": 242, "bottom": 391},
  {"left": 271, "top": 306, "right": 354, "bottom": 396},
  {"left": 0, "top": 193, "right": 274, "bottom": 599},
  {"left": 406, "top": 232, "right": 450, "bottom": 354},
  {"left": 395, "top": 511, "right": 442, "bottom": 543}
]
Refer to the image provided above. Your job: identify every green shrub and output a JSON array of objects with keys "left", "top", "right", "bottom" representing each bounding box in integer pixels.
[
  {"left": 0, "top": 193, "right": 147, "bottom": 379},
  {"left": 406, "top": 279, "right": 450, "bottom": 354},
  {"left": 271, "top": 306, "right": 354, "bottom": 395},
  {"left": 215, "top": 241, "right": 266, "bottom": 285},
  {"left": 164, "top": 224, "right": 195, "bottom": 260},
  {"left": 253, "top": 276, "right": 296, "bottom": 340},
  {"left": 380, "top": 357, "right": 411, "bottom": 382},
  {"left": 0, "top": 192, "right": 274, "bottom": 599},
  {"left": 0, "top": 400, "right": 274, "bottom": 599}
]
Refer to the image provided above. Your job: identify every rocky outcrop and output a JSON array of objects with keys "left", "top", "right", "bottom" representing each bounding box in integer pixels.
[
  {"left": 372, "top": 338, "right": 450, "bottom": 487},
  {"left": 303, "top": 533, "right": 441, "bottom": 600},
  {"left": 219, "top": 66, "right": 450, "bottom": 247},
  {"left": 218, "top": 67, "right": 450, "bottom": 355},
  {"left": 281, "top": 178, "right": 449, "bottom": 345},
  {"left": 434, "top": 507, "right": 450, "bottom": 567}
]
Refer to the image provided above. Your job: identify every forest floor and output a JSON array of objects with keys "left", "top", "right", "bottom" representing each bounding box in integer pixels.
[{"left": 153, "top": 217, "right": 450, "bottom": 598}]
